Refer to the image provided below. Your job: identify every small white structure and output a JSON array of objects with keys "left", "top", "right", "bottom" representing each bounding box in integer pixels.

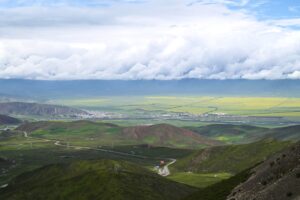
[{"left": 158, "top": 167, "right": 170, "bottom": 177}]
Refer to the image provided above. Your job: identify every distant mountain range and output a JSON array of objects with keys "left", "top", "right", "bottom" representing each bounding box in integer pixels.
[
  {"left": 1, "top": 79, "right": 300, "bottom": 99},
  {"left": 0, "top": 102, "right": 88, "bottom": 117}
]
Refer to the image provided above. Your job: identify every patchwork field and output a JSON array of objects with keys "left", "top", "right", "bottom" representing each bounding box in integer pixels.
[
  {"left": 52, "top": 96, "right": 300, "bottom": 121},
  {"left": 16, "top": 96, "right": 300, "bottom": 127}
]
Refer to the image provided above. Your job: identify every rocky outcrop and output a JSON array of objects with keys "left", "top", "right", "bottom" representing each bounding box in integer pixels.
[{"left": 227, "top": 142, "right": 300, "bottom": 200}]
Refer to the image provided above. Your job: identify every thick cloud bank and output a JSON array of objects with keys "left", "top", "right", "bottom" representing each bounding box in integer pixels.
[{"left": 0, "top": 0, "right": 300, "bottom": 80}]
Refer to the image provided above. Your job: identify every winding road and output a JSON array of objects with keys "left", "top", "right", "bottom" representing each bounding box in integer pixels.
[{"left": 23, "top": 132, "right": 176, "bottom": 176}]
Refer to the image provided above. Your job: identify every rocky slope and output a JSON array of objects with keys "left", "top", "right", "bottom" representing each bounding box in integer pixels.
[{"left": 227, "top": 142, "right": 300, "bottom": 200}]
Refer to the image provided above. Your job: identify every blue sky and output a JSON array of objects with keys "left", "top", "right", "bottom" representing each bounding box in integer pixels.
[
  {"left": 1, "top": 0, "right": 299, "bottom": 19},
  {"left": 0, "top": 0, "right": 143, "bottom": 7},
  {"left": 0, "top": 0, "right": 299, "bottom": 80}
]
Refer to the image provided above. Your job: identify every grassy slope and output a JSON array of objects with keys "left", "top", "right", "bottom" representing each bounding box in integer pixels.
[
  {"left": 17, "top": 120, "right": 132, "bottom": 146},
  {"left": 123, "top": 124, "right": 221, "bottom": 148},
  {"left": 183, "top": 168, "right": 253, "bottom": 200},
  {"left": 0, "top": 160, "right": 196, "bottom": 200},
  {"left": 187, "top": 124, "right": 269, "bottom": 144},
  {"left": 263, "top": 125, "right": 300, "bottom": 141},
  {"left": 0, "top": 130, "right": 196, "bottom": 186},
  {"left": 168, "top": 172, "right": 231, "bottom": 188},
  {"left": 187, "top": 124, "right": 300, "bottom": 144},
  {"left": 103, "top": 144, "right": 195, "bottom": 159},
  {"left": 17, "top": 121, "right": 219, "bottom": 148},
  {"left": 172, "top": 139, "right": 291, "bottom": 174}
]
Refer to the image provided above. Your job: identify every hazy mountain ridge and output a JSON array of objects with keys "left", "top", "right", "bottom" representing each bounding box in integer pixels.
[
  {"left": 0, "top": 102, "right": 88, "bottom": 117},
  {"left": 0, "top": 114, "right": 21, "bottom": 125},
  {"left": 1, "top": 79, "right": 300, "bottom": 99}
]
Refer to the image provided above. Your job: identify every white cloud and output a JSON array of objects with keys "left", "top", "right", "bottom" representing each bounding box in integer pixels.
[
  {"left": 188, "top": 0, "right": 251, "bottom": 7},
  {"left": 270, "top": 18, "right": 300, "bottom": 27},
  {"left": 289, "top": 6, "right": 300, "bottom": 13},
  {"left": 0, "top": 1, "right": 300, "bottom": 80}
]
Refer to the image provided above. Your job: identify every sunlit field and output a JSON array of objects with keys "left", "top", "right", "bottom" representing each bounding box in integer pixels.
[{"left": 52, "top": 96, "right": 300, "bottom": 117}]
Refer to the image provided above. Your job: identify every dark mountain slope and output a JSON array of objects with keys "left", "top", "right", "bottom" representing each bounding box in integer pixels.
[
  {"left": 264, "top": 125, "right": 300, "bottom": 141},
  {"left": 0, "top": 102, "right": 88, "bottom": 117},
  {"left": 226, "top": 142, "right": 300, "bottom": 200},
  {"left": 0, "top": 160, "right": 196, "bottom": 200},
  {"left": 0, "top": 114, "right": 21, "bottom": 125}
]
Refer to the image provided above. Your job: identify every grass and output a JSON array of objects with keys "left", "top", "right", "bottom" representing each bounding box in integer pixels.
[
  {"left": 214, "top": 135, "right": 245, "bottom": 143},
  {"left": 183, "top": 168, "right": 253, "bottom": 200},
  {"left": 18, "top": 121, "right": 215, "bottom": 149},
  {"left": 168, "top": 172, "right": 232, "bottom": 188},
  {"left": 0, "top": 160, "right": 197, "bottom": 200},
  {"left": 172, "top": 139, "right": 291, "bottom": 174},
  {"left": 0, "top": 130, "right": 196, "bottom": 185},
  {"left": 186, "top": 124, "right": 269, "bottom": 144}
]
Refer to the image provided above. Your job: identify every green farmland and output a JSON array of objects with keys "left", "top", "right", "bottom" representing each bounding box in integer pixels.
[
  {"left": 52, "top": 96, "right": 300, "bottom": 117},
  {"left": 50, "top": 96, "right": 300, "bottom": 127}
]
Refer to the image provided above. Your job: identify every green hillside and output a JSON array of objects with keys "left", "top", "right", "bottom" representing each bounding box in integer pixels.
[
  {"left": 17, "top": 121, "right": 219, "bottom": 148},
  {"left": 172, "top": 139, "right": 291, "bottom": 174},
  {"left": 0, "top": 160, "right": 196, "bottom": 200},
  {"left": 183, "top": 168, "right": 253, "bottom": 200},
  {"left": 17, "top": 120, "right": 129, "bottom": 146},
  {"left": 184, "top": 142, "right": 300, "bottom": 200},
  {"left": 263, "top": 125, "right": 300, "bottom": 141},
  {"left": 187, "top": 124, "right": 269, "bottom": 144},
  {"left": 123, "top": 124, "right": 221, "bottom": 148}
]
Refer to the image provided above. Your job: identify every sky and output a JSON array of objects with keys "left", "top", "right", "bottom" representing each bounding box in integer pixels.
[{"left": 0, "top": 0, "right": 300, "bottom": 80}]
